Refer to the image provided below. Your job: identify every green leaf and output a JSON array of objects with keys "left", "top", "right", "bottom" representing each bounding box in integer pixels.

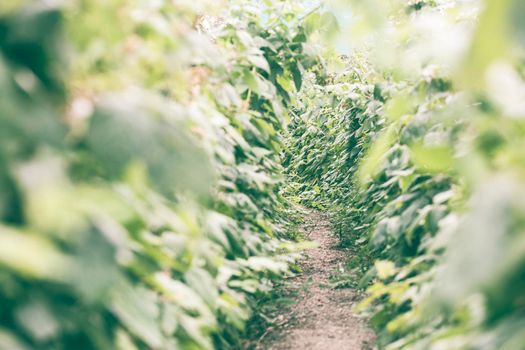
[
  {"left": 0, "top": 226, "right": 71, "bottom": 279},
  {"left": 111, "top": 280, "right": 163, "bottom": 349},
  {"left": 290, "top": 61, "right": 303, "bottom": 90},
  {"left": 375, "top": 260, "right": 396, "bottom": 280},
  {"left": 410, "top": 144, "right": 454, "bottom": 173}
]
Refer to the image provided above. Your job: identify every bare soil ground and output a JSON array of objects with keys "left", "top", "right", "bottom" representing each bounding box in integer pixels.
[{"left": 249, "top": 210, "right": 376, "bottom": 350}]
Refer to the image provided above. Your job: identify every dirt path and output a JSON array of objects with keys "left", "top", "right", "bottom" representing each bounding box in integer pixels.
[{"left": 254, "top": 210, "right": 375, "bottom": 350}]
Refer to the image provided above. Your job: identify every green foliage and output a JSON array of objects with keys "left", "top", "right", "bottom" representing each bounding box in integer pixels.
[
  {"left": 0, "top": 1, "right": 323, "bottom": 349},
  {"left": 286, "top": 0, "right": 525, "bottom": 349},
  {"left": 4, "top": 0, "right": 525, "bottom": 349}
]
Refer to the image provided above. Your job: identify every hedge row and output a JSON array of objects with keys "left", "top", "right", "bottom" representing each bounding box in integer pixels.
[
  {"left": 286, "top": 1, "right": 525, "bottom": 349},
  {"left": 0, "top": 1, "right": 323, "bottom": 349}
]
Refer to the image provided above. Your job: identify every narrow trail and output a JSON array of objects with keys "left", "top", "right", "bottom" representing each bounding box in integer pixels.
[{"left": 255, "top": 210, "right": 376, "bottom": 350}]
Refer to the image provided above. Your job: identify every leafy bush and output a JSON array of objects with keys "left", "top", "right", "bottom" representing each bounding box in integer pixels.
[
  {"left": 0, "top": 1, "right": 324, "bottom": 349},
  {"left": 286, "top": 0, "right": 525, "bottom": 349}
]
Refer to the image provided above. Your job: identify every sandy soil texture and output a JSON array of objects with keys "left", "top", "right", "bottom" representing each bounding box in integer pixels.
[{"left": 252, "top": 210, "right": 376, "bottom": 350}]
